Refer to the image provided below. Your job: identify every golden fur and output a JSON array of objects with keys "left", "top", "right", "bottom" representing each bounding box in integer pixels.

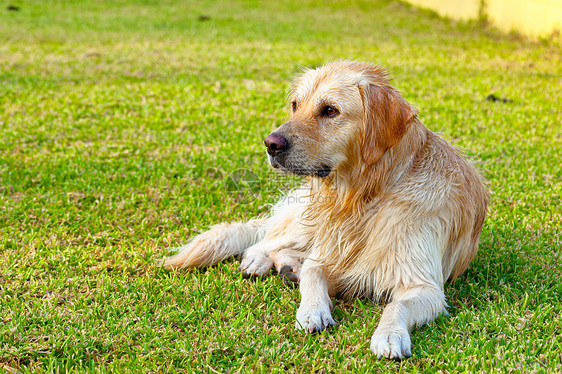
[{"left": 164, "top": 61, "right": 489, "bottom": 360}]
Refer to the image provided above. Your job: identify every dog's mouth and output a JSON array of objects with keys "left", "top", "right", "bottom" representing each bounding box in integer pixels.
[
  {"left": 313, "top": 166, "right": 332, "bottom": 178},
  {"left": 287, "top": 165, "right": 332, "bottom": 178},
  {"left": 269, "top": 155, "right": 332, "bottom": 178}
]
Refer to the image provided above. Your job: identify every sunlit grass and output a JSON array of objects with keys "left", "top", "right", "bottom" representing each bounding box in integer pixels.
[{"left": 1, "top": 0, "right": 561, "bottom": 372}]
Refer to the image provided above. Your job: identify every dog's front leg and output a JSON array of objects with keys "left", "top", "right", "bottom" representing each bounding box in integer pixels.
[
  {"left": 295, "top": 258, "right": 336, "bottom": 333},
  {"left": 370, "top": 284, "right": 447, "bottom": 361}
]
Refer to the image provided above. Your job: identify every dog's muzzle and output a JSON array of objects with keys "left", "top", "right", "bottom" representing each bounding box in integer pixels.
[{"left": 264, "top": 132, "right": 331, "bottom": 178}]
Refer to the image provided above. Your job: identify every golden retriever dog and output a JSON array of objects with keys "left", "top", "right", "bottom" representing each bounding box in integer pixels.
[{"left": 164, "top": 60, "right": 489, "bottom": 360}]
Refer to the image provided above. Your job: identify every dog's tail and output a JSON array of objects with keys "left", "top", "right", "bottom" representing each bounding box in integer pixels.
[{"left": 162, "top": 218, "right": 268, "bottom": 269}]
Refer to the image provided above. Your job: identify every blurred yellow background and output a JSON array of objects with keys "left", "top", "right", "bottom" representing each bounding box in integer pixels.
[{"left": 406, "top": 0, "right": 562, "bottom": 39}]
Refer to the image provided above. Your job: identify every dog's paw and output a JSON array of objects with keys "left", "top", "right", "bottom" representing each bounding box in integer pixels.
[
  {"left": 238, "top": 251, "right": 273, "bottom": 278},
  {"left": 279, "top": 265, "right": 300, "bottom": 286},
  {"left": 295, "top": 305, "right": 335, "bottom": 333},
  {"left": 370, "top": 324, "right": 412, "bottom": 361}
]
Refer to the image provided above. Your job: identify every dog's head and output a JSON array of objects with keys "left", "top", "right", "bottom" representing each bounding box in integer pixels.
[{"left": 265, "top": 61, "right": 417, "bottom": 177}]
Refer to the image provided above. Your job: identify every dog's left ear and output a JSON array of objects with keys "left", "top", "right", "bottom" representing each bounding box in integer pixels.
[{"left": 359, "top": 83, "right": 417, "bottom": 165}]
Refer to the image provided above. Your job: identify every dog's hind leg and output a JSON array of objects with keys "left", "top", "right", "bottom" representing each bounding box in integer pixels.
[{"left": 163, "top": 218, "right": 268, "bottom": 269}]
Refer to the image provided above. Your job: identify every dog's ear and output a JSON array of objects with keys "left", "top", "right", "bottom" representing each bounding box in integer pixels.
[{"left": 359, "top": 83, "right": 417, "bottom": 165}]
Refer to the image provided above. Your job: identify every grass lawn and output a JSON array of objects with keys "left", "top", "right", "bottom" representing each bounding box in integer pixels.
[{"left": 1, "top": 0, "right": 561, "bottom": 372}]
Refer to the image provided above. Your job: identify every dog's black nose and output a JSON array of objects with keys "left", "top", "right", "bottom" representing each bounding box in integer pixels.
[{"left": 264, "top": 133, "right": 289, "bottom": 156}]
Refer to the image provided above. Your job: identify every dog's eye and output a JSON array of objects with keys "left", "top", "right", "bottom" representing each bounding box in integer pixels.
[
  {"left": 322, "top": 106, "right": 339, "bottom": 118},
  {"left": 291, "top": 101, "right": 297, "bottom": 112}
]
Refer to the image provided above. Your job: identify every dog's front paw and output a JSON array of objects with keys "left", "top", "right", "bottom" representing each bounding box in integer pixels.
[
  {"left": 370, "top": 324, "right": 412, "bottom": 361},
  {"left": 295, "top": 305, "right": 335, "bottom": 333},
  {"left": 238, "top": 251, "right": 273, "bottom": 278}
]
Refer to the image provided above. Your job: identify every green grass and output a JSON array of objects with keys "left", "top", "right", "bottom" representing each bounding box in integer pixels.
[{"left": 1, "top": 0, "right": 561, "bottom": 372}]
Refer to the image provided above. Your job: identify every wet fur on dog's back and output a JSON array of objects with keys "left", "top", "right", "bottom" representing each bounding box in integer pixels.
[{"left": 164, "top": 60, "right": 489, "bottom": 360}]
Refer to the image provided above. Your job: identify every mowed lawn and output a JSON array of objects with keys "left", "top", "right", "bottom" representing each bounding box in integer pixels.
[{"left": 1, "top": 0, "right": 561, "bottom": 372}]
